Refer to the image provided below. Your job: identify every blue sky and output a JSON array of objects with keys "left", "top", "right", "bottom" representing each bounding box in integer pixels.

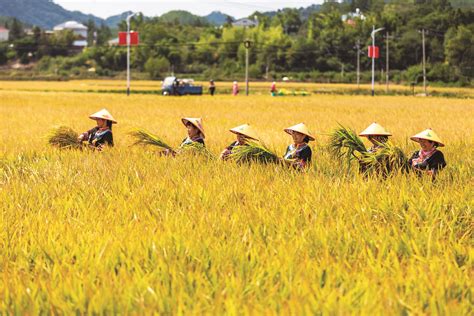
[{"left": 54, "top": 0, "right": 325, "bottom": 19}]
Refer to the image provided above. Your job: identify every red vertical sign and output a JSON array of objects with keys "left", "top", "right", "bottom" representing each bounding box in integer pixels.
[
  {"left": 118, "top": 32, "right": 139, "bottom": 46},
  {"left": 368, "top": 46, "right": 379, "bottom": 58}
]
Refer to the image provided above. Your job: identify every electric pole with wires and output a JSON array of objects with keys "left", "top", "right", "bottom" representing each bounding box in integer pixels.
[
  {"left": 244, "top": 40, "right": 252, "bottom": 96},
  {"left": 422, "top": 29, "right": 427, "bottom": 95}
]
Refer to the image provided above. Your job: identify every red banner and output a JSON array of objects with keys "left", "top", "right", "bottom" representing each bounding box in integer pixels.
[
  {"left": 119, "top": 32, "right": 139, "bottom": 46},
  {"left": 368, "top": 46, "right": 379, "bottom": 58}
]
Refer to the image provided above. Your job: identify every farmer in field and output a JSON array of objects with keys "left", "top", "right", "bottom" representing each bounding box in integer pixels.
[
  {"left": 161, "top": 117, "right": 205, "bottom": 156},
  {"left": 270, "top": 81, "right": 277, "bottom": 96},
  {"left": 359, "top": 122, "right": 392, "bottom": 153},
  {"left": 408, "top": 128, "right": 446, "bottom": 177},
  {"left": 220, "top": 124, "right": 259, "bottom": 160},
  {"left": 282, "top": 123, "right": 314, "bottom": 170},
  {"left": 232, "top": 81, "right": 239, "bottom": 96},
  {"left": 209, "top": 80, "right": 216, "bottom": 96},
  {"left": 180, "top": 117, "right": 205, "bottom": 147},
  {"left": 78, "top": 109, "right": 116, "bottom": 150}
]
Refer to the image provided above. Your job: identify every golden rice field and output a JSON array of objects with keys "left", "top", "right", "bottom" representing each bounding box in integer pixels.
[
  {"left": 0, "top": 81, "right": 473, "bottom": 314},
  {"left": 1, "top": 79, "right": 473, "bottom": 97}
]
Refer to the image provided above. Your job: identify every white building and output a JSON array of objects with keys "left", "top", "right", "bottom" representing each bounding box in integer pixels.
[
  {"left": 0, "top": 27, "right": 9, "bottom": 42},
  {"left": 342, "top": 8, "right": 366, "bottom": 24},
  {"left": 53, "top": 21, "right": 88, "bottom": 47},
  {"left": 232, "top": 18, "right": 259, "bottom": 28}
]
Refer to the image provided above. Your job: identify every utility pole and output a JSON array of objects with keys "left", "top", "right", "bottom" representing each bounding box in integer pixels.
[
  {"left": 356, "top": 39, "right": 361, "bottom": 89},
  {"left": 126, "top": 12, "right": 138, "bottom": 96},
  {"left": 386, "top": 32, "right": 390, "bottom": 92},
  {"left": 244, "top": 40, "right": 252, "bottom": 96},
  {"left": 422, "top": 28, "right": 427, "bottom": 95}
]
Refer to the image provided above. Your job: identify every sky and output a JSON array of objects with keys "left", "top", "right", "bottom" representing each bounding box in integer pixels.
[{"left": 54, "top": 0, "right": 325, "bottom": 19}]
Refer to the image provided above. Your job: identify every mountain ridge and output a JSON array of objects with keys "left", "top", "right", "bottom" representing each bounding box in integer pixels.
[{"left": 1, "top": 0, "right": 471, "bottom": 30}]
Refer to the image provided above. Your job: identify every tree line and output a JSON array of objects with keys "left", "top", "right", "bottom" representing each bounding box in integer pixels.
[{"left": 0, "top": 0, "right": 473, "bottom": 85}]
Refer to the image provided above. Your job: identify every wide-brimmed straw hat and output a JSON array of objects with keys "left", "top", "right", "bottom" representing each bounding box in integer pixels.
[
  {"left": 89, "top": 109, "right": 117, "bottom": 124},
  {"left": 182, "top": 117, "right": 205, "bottom": 138},
  {"left": 410, "top": 128, "right": 444, "bottom": 147},
  {"left": 230, "top": 124, "right": 259, "bottom": 140},
  {"left": 284, "top": 123, "right": 315, "bottom": 141},
  {"left": 359, "top": 122, "right": 391, "bottom": 137}
]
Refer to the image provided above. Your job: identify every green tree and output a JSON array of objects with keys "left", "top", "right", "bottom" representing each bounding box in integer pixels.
[
  {"left": 96, "top": 24, "right": 112, "bottom": 46},
  {"left": 0, "top": 43, "right": 8, "bottom": 65},
  {"left": 8, "top": 18, "right": 24, "bottom": 41},
  {"left": 86, "top": 19, "right": 96, "bottom": 46},
  {"left": 145, "top": 56, "right": 170, "bottom": 79},
  {"left": 445, "top": 25, "right": 474, "bottom": 77}
]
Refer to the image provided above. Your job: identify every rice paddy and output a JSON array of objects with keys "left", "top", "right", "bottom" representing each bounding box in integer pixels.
[{"left": 0, "top": 81, "right": 473, "bottom": 314}]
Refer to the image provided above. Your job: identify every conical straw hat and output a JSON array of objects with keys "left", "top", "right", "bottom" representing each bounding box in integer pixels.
[
  {"left": 359, "top": 122, "right": 391, "bottom": 137},
  {"left": 89, "top": 109, "right": 117, "bottom": 124},
  {"left": 229, "top": 124, "right": 259, "bottom": 140},
  {"left": 284, "top": 123, "right": 315, "bottom": 141},
  {"left": 410, "top": 128, "right": 444, "bottom": 147},
  {"left": 182, "top": 117, "right": 205, "bottom": 138}
]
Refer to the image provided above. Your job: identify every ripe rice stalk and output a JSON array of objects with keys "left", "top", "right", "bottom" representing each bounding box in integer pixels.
[
  {"left": 360, "top": 142, "right": 409, "bottom": 176},
  {"left": 328, "top": 124, "right": 367, "bottom": 161},
  {"left": 229, "top": 141, "right": 281, "bottom": 164},
  {"left": 47, "top": 126, "right": 82, "bottom": 149},
  {"left": 129, "top": 129, "right": 174, "bottom": 151}
]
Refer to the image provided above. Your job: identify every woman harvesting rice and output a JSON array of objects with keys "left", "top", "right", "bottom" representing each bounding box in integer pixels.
[
  {"left": 408, "top": 128, "right": 446, "bottom": 177},
  {"left": 78, "top": 109, "right": 116, "bottom": 150},
  {"left": 180, "top": 117, "right": 205, "bottom": 147},
  {"left": 359, "top": 122, "right": 392, "bottom": 153},
  {"left": 162, "top": 117, "right": 206, "bottom": 156},
  {"left": 283, "top": 123, "right": 314, "bottom": 170},
  {"left": 220, "top": 124, "right": 259, "bottom": 160},
  {"left": 358, "top": 122, "right": 392, "bottom": 174}
]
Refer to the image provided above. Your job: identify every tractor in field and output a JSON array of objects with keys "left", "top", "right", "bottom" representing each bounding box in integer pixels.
[{"left": 161, "top": 77, "right": 203, "bottom": 96}]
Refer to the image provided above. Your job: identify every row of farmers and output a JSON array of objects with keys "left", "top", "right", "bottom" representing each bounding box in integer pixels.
[{"left": 65, "top": 108, "right": 446, "bottom": 178}]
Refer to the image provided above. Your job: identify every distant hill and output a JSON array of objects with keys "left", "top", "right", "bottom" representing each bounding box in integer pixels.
[
  {"left": 159, "top": 10, "right": 209, "bottom": 26},
  {"left": 255, "top": 4, "right": 322, "bottom": 20},
  {"left": 0, "top": 16, "right": 31, "bottom": 28},
  {"left": 0, "top": 0, "right": 130, "bottom": 29},
  {"left": 298, "top": 4, "right": 323, "bottom": 20},
  {"left": 0, "top": 0, "right": 103, "bottom": 29},
  {"left": 1, "top": 0, "right": 470, "bottom": 32},
  {"left": 204, "top": 11, "right": 234, "bottom": 25},
  {"left": 104, "top": 11, "right": 133, "bottom": 28}
]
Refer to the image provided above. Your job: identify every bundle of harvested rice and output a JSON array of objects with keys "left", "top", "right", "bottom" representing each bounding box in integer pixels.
[
  {"left": 360, "top": 142, "right": 409, "bottom": 176},
  {"left": 129, "top": 129, "right": 174, "bottom": 151},
  {"left": 229, "top": 141, "right": 280, "bottom": 164},
  {"left": 48, "top": 126, "right": 82, "bottom": 149},
  {"left": 328, "top": 124, "right": 367, "bottom": 162}
]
